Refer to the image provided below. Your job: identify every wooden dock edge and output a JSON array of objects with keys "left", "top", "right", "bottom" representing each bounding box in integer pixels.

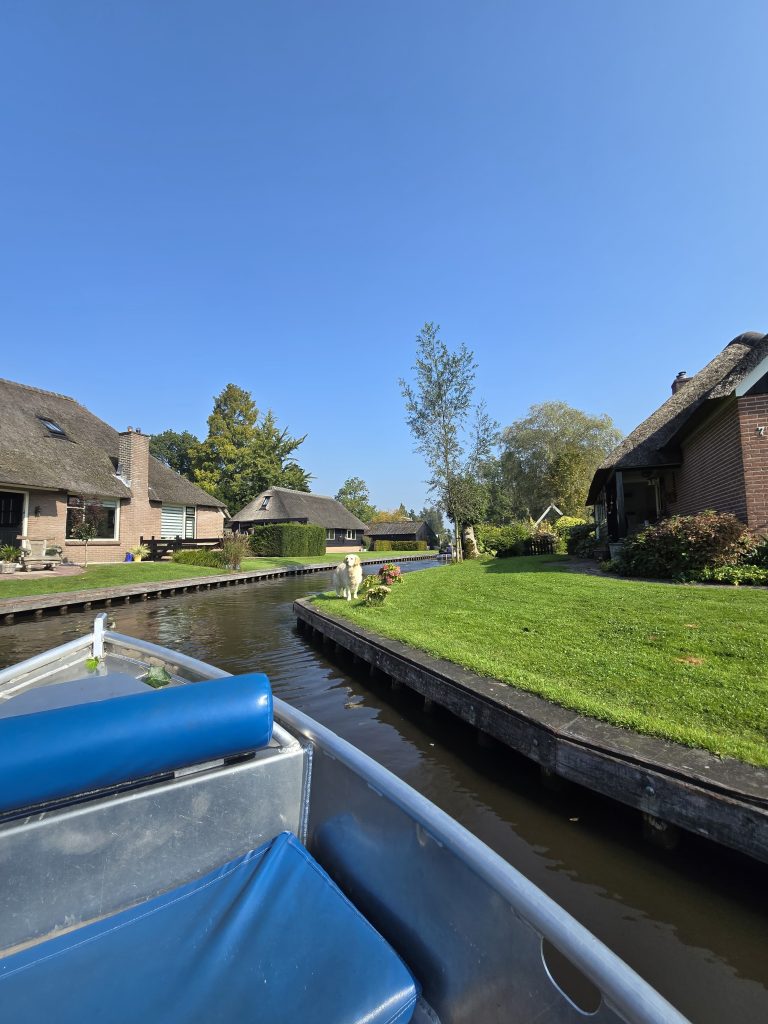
[
  {"left": 294, "top": 597, "right": 768, "bottom": 864},
  {"left": 0, "top": 554, "right": 440, "bottom": 623}
]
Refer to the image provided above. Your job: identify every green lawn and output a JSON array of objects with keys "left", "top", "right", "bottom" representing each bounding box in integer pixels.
[
  {"left": 312, "top": 556, "right": 768, "bottom": 766},
  {"left": 0, "top": 562, "right": 226, "bottom": 599},
  {"left": 0, "top": 551, "right": 434, "bottom": 600}
]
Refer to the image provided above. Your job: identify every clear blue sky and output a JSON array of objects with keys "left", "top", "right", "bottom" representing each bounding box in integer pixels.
[{"left": 2, "top": 2, "right": 766, "bottom": 512}]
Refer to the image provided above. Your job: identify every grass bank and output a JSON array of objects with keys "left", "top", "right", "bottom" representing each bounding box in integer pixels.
[
  {"left": 312, "top": 556, "right": 768, "bottom": 766},
  {"left": 0, "top": 551, "right": 436, "bottom": 600},
  {"left": 0, "top": 562, "right": 226, "bottom": 599}
]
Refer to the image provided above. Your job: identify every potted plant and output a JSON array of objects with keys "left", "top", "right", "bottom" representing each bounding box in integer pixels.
[
  {"left": 129, "top": 544, "right": 151, "bottom": 563},
  {"left": 0, "top": 545, "right": 20, "bottom": 574}
]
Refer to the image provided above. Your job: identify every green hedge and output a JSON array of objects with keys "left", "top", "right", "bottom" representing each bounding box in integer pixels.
[
  {"left": 172, "top": 549, "right": 228, "bottom": 569},
  {"left": 249, "top": 523, "right": 325, "bottom": 557},
  {"left": 476, "top": 522, "right": 532, "bottom": 557},
  {"left": 371, "top": 540, "right": 426, "bottom": 551}
]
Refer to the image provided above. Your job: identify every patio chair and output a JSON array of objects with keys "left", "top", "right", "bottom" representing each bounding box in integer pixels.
[{"left": 19, "top": 539, "right": 63, "bottom": 572}]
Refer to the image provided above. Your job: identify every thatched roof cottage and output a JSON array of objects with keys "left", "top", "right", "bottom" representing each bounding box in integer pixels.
[
  {"left": 230, "top": 487, "right": 367, "bottom": 552},
  {"left": 0, "top": 378, "right": 226, "bottom": 561},
  {"left": 587, "top": 331, "right": 768, "bottom": 543}
]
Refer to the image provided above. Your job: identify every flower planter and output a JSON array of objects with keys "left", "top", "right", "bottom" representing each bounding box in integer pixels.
[{"left": 0, "top": 562, "right": 19, "bottom": 575}]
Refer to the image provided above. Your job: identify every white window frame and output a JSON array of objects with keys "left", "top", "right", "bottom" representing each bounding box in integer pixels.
[
  {"left": 66, "top": 496, "right": 120, "bottom": 542},
  {"left": 260, "top": 496, "right": 271, "bottom": 510},
  {"left": 161, "top": 504, "right": 185, "bottom": 540},
  {"left": 326, "top": 529, "right": 335, "bottom": 541},
  {"left": 345, "top": 529, "right": 356, "bottom": 540},
  {"left": 184, "top": 506, "right": 196, "bottom": 540}
]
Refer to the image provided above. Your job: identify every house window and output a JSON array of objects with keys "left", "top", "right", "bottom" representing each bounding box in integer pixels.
[
  {"left": 161, "top": 505, "right": 185, "bottom": 539},
  {"left": 184, "top": 506, "right": 196, "bottom": 539},
  {"left": 38, "top": 416, "right": 66, "bottom": 438},
  {"left": 346, "top": 530, "right": 356, "bottom": 540},
  {"left": 66, "top": 496, "right": 118, "bottom": 540},
  {"left": 260, "top": 496, "right": 271, "bottom": 510},
  {"left": 326, "top": 529, "right": 336, "bottom": 541}
]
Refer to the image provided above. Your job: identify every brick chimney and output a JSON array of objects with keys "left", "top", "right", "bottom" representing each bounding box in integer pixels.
[
  {"left": 118, "top": 427, "right": 150, "bottom": 494},
  {"left": 671, "top": 371, "right": 691, "bottom": 395}
]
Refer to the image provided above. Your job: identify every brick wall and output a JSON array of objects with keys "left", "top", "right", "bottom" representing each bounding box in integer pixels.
[
  {"left": 197, "top": 507, "right": 225, "bottom": 537},
  {"left": 738, "top": 394, "right": 768, "bottom": 533},
  {"left": 668, "top": 401, "right": 748, "bottom": 522},
  {"left": 14, "top": 429, "right": 224, "bottom": 564},
  {"left": 23, "top": 491, "right": 66, "bottom": 547}
]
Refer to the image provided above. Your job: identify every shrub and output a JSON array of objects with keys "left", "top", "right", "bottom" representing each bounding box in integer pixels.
[
  {"left": 373, "top": 540, "right": 426, "bottom": 551},
  {"left": 379, "top": 563, "right": 403, "bottom": 585},
  {"left": 370, "top": 540, "right": 393, "bottom": 551},
  {"left": 172, "top": 549, "right": 228, "bottom": 569},
  {"left": 364, "top": 584, "right": 391, "bottom": 605},
  {"left": 0, "top": 544, "right": 19, "bottom": 562},
  {"left": 567, "top": 524, "right": 597, "bottom": 558},
  {"left": 554, "top": 516, "right": 586, "bottom": 535},
  {"left": 221, "top": 533, "right": 250, "bottom": 570},
  {"left": 748, "top": 536, "right": 768, "bottom": 568},
  {"left": 476, "top": 522, "right": 532, "bottom": 557},
  {"left": 249, "top": 523, "right": 325, "bottom": 557},
  {"left": 616, "top": 511, "right": 751, "bottom": 580},
  {"left": 696, "top": 564, "right": 768, "bottom": 586}
]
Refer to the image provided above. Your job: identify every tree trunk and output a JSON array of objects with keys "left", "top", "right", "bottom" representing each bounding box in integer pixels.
[{"left": 462, "top": 524, "right": 480, "bottom": 559}]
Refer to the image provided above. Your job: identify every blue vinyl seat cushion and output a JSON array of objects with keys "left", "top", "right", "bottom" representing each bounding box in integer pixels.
[
  {"left": 0, "top": 831, "right": 418, "bottom": 1024},
  {"left": 0, "top": 672, "right": 272, "bottom": 813}
]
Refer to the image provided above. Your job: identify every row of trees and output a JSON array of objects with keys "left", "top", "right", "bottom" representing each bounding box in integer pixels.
[
  {"left": 333, "top": 477, "right": 446, "bottom": 538},
  {"left": 398, "top": 322, "right": 622, "bottom": 557},
  {"left": 150, "top": 384, "right": 311, "bottom": 512}
]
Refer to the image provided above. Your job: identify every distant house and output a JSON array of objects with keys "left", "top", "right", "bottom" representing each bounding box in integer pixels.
[
  {"left": 230, "top": 487, "right": 367, "bottom": 552},
  {"left": 587, "top": 331, "right": 768, "bottom": 543},
  {"left": 365, "top": 520, "right": 438, "bottom": 548},
  {"left": 0, "top": 378, "right": 226, "bottom": 561}
]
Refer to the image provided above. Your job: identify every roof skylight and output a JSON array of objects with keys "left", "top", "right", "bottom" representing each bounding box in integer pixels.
[{"left": 38, "top": 416, "right": 67, "bottom": 437}]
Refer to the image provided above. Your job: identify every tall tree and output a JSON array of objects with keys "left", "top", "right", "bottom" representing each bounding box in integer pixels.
[
  {"left": 149, "top": 430, "right": 200, "bottom": 479},
  {"left": 194, "top": 384, "right": 311, "bottom": 511},
  {"left": 335, "top": 477, "right": 377, "bottom": 523},
  {"left": 400, "top": 324, "right": 496, "bottom": 557},
  {"left": 418, "top": 503, "right": 446, "bottom": 543},
  {"left": 370, "top": 505, "right": 413, "bottom": 523},
  {"left": 499, "top": 401, "right": 622, "bottom": 518}
]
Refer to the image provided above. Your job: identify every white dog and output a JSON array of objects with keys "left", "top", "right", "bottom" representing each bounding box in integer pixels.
[{"left": 333, "top": 554, "right": 363, "bottom": 601}]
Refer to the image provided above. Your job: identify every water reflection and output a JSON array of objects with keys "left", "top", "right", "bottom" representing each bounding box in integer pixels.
[{"left": 0, "top": 561, "right": 766, "bottom": 1023}]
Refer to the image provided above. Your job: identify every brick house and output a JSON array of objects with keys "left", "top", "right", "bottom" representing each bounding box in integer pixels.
[
  {"left": 230, "top": 487, "right": 367, "bottom": 552},
  {"left": 587, "top": 331, "right": 768, "bottom": 543},
  {"left": 0, "top": 378, "right": 226, "bottom": 562},
  {"left": 364, "top": 520, "right": 438, "bottom": 548}
]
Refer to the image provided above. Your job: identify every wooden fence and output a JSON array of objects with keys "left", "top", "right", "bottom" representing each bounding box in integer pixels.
[
  {"left": 524, "top": 535, "right": 556, "bottom": 556},
  {"left": 139, "top": 536, "right": 223, "bottom": 561}
]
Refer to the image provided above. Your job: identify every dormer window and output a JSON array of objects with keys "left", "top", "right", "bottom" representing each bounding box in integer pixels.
[
  {"left": 38, "top": 416, "right": 66, "bottom": 438},
  {"left": 260, "top": 496, "right": 271, "bottom": 510}
]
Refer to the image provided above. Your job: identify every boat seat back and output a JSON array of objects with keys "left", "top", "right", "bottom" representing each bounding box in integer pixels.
[
  {"left": 0, "top": 672, "right": 272, "bottom": 814},
  {"left": 0, "top": 831, "right": 419, "bottom": 1024}
]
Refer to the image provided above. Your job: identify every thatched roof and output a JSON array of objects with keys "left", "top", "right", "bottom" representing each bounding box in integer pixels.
[
  {"left": 587, "top": 331, "right": 768, "bottom": 504},
  {"left": 231, "top": 487, "right": 367, "bottom": 530},
  {"left": 365, "top": 521, "right": 426, "bottom": 537},
  {"left": 0, "top": 378, "right": 225, "bottom": 508}
]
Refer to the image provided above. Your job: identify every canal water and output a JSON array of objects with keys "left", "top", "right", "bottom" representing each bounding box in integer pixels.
[{"left": 0, "top": 559, "right": 766, "bottom": 1024}]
